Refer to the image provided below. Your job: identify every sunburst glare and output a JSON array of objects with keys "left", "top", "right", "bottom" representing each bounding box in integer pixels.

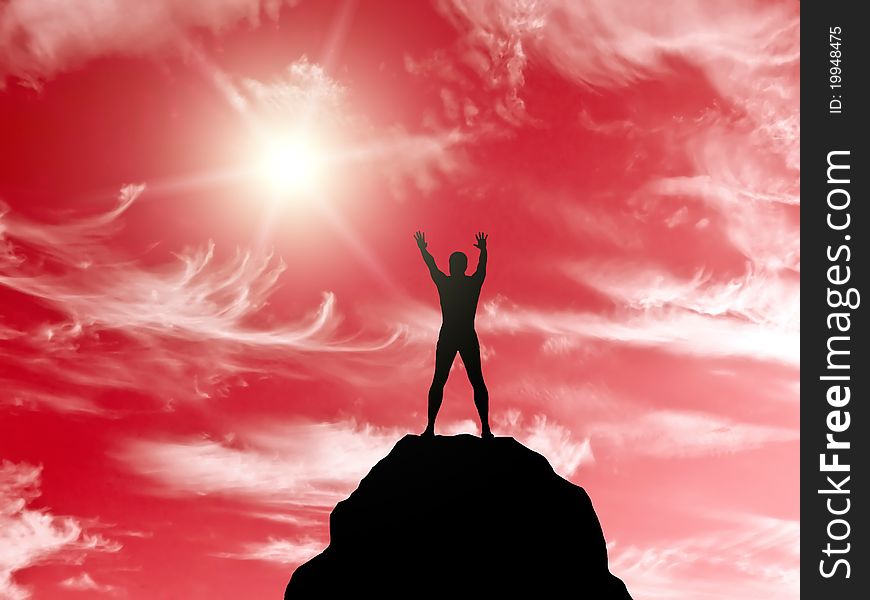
[{"left": 256, "top": 132, "right": 325, "bottom": 197}]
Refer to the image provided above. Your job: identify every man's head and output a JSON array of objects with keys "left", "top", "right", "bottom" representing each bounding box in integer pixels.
[{"left": 449, "top": 251, "right": 467, "bottom": 276}]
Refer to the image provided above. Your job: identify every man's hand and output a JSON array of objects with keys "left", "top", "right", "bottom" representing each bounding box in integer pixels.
[
  {"left": 474, "top": 232, "right": 488, "bottom": 250},
  {"left": 414, "top": 230, "right": 428, "bottom": 250}
]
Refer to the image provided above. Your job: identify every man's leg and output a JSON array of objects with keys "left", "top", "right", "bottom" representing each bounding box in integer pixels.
[
  {"left": 459, "top": 332, "right": 491, "bottom": 438},
  {"left": 425, "top": 336, "right": 456, "bottom": 436}
]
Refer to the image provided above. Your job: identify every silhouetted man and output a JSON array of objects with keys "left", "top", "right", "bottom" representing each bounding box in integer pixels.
[{"left": 415, "top": 231, "right": 492, "bottom": 438}]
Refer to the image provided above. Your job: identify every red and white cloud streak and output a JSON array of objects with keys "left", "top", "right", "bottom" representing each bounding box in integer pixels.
[
  {"left": 0, "top": 462, "right": 120, "bottom": 600},
  {"left": 118, "top": 420, "right": 399, "bottom": 507},
  {"left": 58, "top": 572, "right": 119, "bottom": 594},
  {"left": 0, "top": 1, "right": 303, "bottom": 84},
  {"left": 0, "top": 0, "right": 798, "bottom": 598},
  {"left": 611, "top": 514, "right": 799, "bottom": 599},
  {"left": 0, "top": 185, "right": 403, "bottom": 412}
]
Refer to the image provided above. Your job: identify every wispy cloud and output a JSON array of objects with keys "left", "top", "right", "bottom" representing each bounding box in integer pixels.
[
  {"left": 647, "top": 156, "right": 799, "bottom": 272},
  {"left": 491, "top": 405, "right": 793, "bottom": 471},
  {"left": 477, "top": 295, "right": 798, "bottom": 367},
  {"left": 435, "top": 0, "right": 800, "bottom": 273},
  {"left": 58, "top": 572, "right": 118, "bottom": 595},
  {"left": 496, "top": 410, "right": 594, "bottom": 476},
  {"left": 118, "top": 419, "right": 400, "bottom": 507},
  {"left": 0, "top": 462, "right": 120, "bottom": 600},
  {"left": 214, "top": 537, "right": 324, "bottom": 567},
  {"left": 565, "top": 260, "right": 799, "bottom": 332},
  {"left": 611, "top": 514, "right": 799, "bottom": 600},
  {"left": 238, "top": 57, "right": 346, "bottom": 126},
  {"left": 407, "top": 1, "right": 533, "bottom": 128},
  {"left": 0, "top": 0, "right": 301, "bottom": 86},
  {"left": 589, "top": 410, "right": 796, "bottom": 459},
  {"left": 437, "top": 412, "right": 594, "bottom": 477},
  {"left": 438, "top": 1, "right": 798, "bottom": 108},
  {"left": 0, "top": 187, "right": 402, "bottom": 412},
  {"left": 0, "top": 185, "right": 387, "bottom": 348}
]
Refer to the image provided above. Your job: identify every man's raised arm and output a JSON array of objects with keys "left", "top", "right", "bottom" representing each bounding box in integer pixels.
[
  {"left": 414, "top": 231, "right": 445, "bottom": 282},
  {"left": 473, "top": 232, "right": 488, "bottom": 281}
]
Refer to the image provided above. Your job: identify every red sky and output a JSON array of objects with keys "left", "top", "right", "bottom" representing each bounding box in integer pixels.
[{"left": 0, "top": 1, "right": 799, "bottom": 598}]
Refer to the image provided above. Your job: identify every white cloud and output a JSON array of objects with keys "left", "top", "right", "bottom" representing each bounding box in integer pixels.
[
  {"left": 566, "top": 261, "right": 799, "bottom": 331},
  {"left": 648, "top": 166, "right": 799, "bottom": 272},
  {"left": 406, "top": 1, "right": 533, "bottom": 128},
  {"left": 0, "top": 0, "right": 301, "bottom": 85},
  {"left": 497, "top": 410, "right": 594, "bottom": 476},
  {"left": 477, "top": 295, "right": 799, "bottom": 367},
  {"left": 437, "top": 0, "right": 800, "bottom": 275},
  {"left": 611, "top": 515, "right": 799, "bottom": 600},
  {"left": 409, "top": 412, "right": 594, "bottom": 478},
  {"left": 375, "top": 127, "right": 470, "bottom": 197},
  {"left": 589, "top": 410, "right": 797, "bottom": 459},
  {"left": 58, "top": 572, "right": 117, "bottom": 594},
  {"left": 491, "top": 406, "right": 793, "bottom": 470},
  {"left": 118, "top": 419, "right": 401, "bottom": 507},
  {"left": 214, "top": 537, "right": 324, "bottom": 567},
  {"left": 0, "top": 462, "right": 120, "bottom": 600},
  {"left": 1, "top": 186, "right": 344, "bottom": 347},
  {"left": 489, "top": 381, "right": 796, "bottom": 463},
  {"left": 439, "top": 1, "right": 797, "bottom": 113},
  {"left": 240, "top": 58, "right": 346, "bottom": 125},
  {"left": 0, "top": 187, "right": 403, "bottom": 412}
]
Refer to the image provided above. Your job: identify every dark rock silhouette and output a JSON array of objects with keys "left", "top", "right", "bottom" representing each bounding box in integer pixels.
[{"left": 285, "top": 434, "right": 632, "bottom": 598}]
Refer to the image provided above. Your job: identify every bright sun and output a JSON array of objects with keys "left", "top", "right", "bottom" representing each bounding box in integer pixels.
[{"left": 256, "top": 133, "right": 324, "bottom": 197}]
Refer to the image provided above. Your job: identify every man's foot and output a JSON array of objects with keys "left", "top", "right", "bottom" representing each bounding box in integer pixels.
[
  {"left": 421, "top": 426, "right": 435, "bottom": 438},
  {"left": 481, "top": 428, "right": 494, "bottom": 439}
]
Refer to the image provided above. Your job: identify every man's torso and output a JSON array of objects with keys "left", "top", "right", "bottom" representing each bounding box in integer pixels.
[{"left": 436, "top": 275, "right": 483, "bottom": 332}]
